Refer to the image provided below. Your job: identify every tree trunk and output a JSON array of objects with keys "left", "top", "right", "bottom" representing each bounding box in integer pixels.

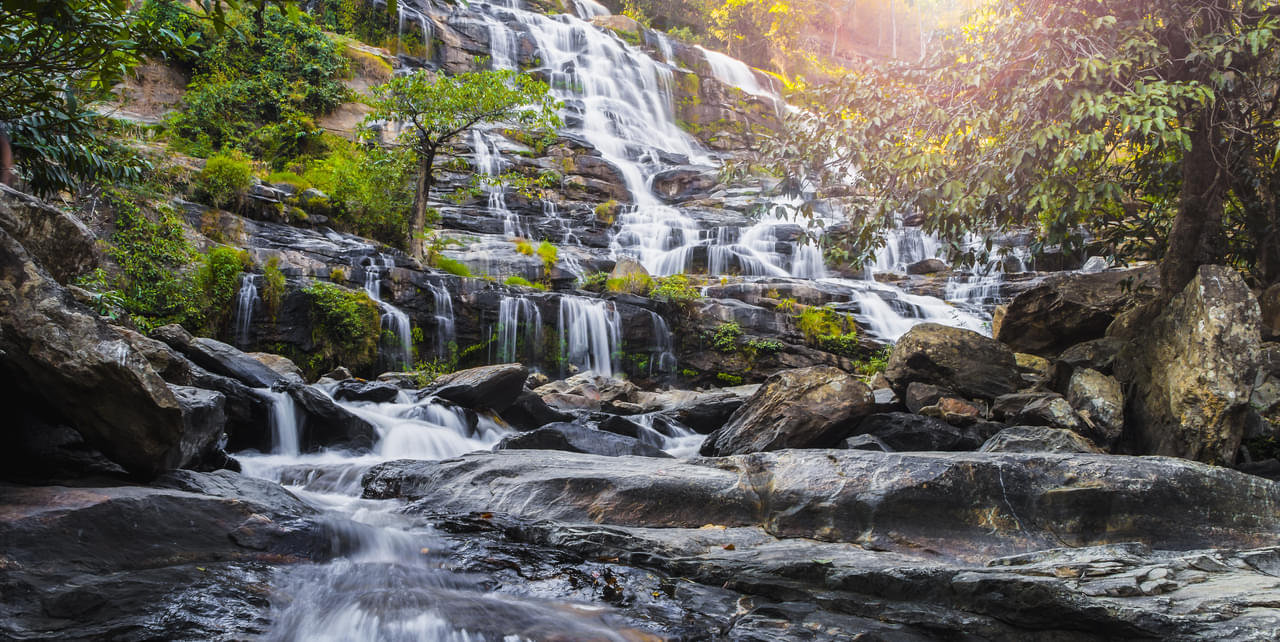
[
  {"left": 1160, "top": 108, "right": 1228, "bottom": 295},
  {"left": 0, "top": 131, "right": 12, "bottom": 187},
  {"left": 916, "top": 0, "right": 926, "bottom": 61},
  {"left": 890, "top": 0, "right": 898, "bottom": 59},
  {"left": 409, "top": 148, "right": 435, "bottom": 260}
]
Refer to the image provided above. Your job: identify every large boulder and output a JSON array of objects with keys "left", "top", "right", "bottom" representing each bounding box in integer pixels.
[
  {"left": 848, "top": 412, "right": 986, "bottom": 451},
  {"left": 700, "top": 366, "right": 873, "bottom": 456},
  {"left": 996, "top": 267, "right": 1156, "bottom": 356},
  {"left": 333, "top": 379, "right": 401, "bottom": 403},
  {"left": 155, "top": 328, "right": 283, "bottom": 389},
  {"left": 0, "top": 184, "right": 99, "bottom": 283},
  {"left": 884, "top": 323, "right": 1020, "bottom": 401},
  {"left": 1066, "top": 368, "right": 1125, "bottom": 446},
  {"left": 650, "top": 165, "right": 718, "bottom": 202},
  {"left": 0, "top": 225, "right": 203, "bottom": 478},
  {"left": 1114, "top": 266, "right": 1262, "bottom": 464},
  {"left": 273, "top": 381, "right": 377, "bottom": 452},
  {"left": 495, "top": 422, "right": 672, "bottom": 458},
  {"left": 992, "top": 393, "right": 1089, "bottom": 436},
  {"left": 423, "top": 363, "right": 528, "bottom": 412},
  {"left": 980, "top": 426, "right": 1104, "bottom": 454},
  {"left": 169, "top": 385, "right": 230, "bottom": 469}
]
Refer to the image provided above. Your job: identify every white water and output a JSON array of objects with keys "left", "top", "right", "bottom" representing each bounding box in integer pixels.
[
  {"left": 558, "top": 295, "right": 620, "bottom": 377},
  {"left": 497, "top": 295, "right": 543, "bottom": 363},
  {"left": 233, "top": 273, "right": 258, "bottom": 348},
  {"left": 426, "top": 282, "right": 456, "bottom": 358},
  {"left": 261, "top": 389, "right": 301, "bottom": 456},
  {"left": 697, "top": 45, "right": 774, "bottom": 97},
  {"left": 362, "top": 254, "right": 414, "bottom": 371},
  {"left": 645, "top": 310, "right": 677, "bottom": 378}
]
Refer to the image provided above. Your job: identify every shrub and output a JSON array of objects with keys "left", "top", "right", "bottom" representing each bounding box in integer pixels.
[
  {"left": 536, "top": 240, "right": 557, "bottom": 275},
  {"left": 606, "top": 273, "right": 654, "bottom": 294},
  {"left": 716, "top": 372, "right": 744, "bottom": 386},
  {"left": 265, "top": 170, "right": 311, "bottom": 191},
  {"left": 747, "top": 338, "right": 784, "bottom": 353},
  {"left": 192, "top": 246, "right": 251, "bottom": 335},
  {"left": 302, "top": 281, "right": 380, "bottom": 373},
  {"left": 435, "top": 256, "right": 472, "bottom": 277},
  {"left": 577, "top": 271, "right": 609, "bottom": 292},
  {"left": 505, "top": 275, "right": 534, "bottom": 287},
  {"left": 303, "top": 142, "right": 414, "bottom": 247},
  {"left": 649, "top": 273, "right": 701, "bottom": 307},
  {"left": 514, "top": 239, "right": 534, "bottom": 255},
  {"left": 854, "top": 346, "right": 892, "bottom": 376},
  {"left": 329, "top": 267, "right": 347, "bottom": 282},
  {"left": 103, "top": 194, "right": 198, "bottom": 331},
  {"left": 196, "top": 153, "right": 253, "bottom": 209},
  {"left": 796, "top": 306, "right": 860, "bottom": 358},
  {"left": 262, "top": 256, "right": 287, "bottom": 321},
  {"left": 708, "top": 321, "right": 742, "bottom": 352}
]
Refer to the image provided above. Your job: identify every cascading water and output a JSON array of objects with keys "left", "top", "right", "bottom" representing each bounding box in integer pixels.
[
  {"left": 471, "top": 129, "right": 528, "bottom": 238},
  {"left": 261, "top": 389, "right": 301, "bottom": 456},
  {"left": 497, "top": 295, "right": 543, "bottom": 364},
  {"left": 233, "top": 273, "right": 258, "bottom": 348},
  {"left": 426, "top": 282, "right": 456, "bottom": 358},
  {"left": 558, "top": 295, "right": 620, "bottom": 377},
  {"left": 645, "top": 310, "right": 677, "bottom": 378},
  {"left": 362, "top": 254, "right": 413, "bottom": 371}
]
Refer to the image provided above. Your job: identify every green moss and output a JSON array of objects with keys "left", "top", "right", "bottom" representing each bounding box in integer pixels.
[
  {"left": 537, "top": 240, "right": 557, "bottom": 276},
  {"left": 649, "top": 274, "right": 701, "bottom": 307},
  {"left": 606, "top": 273, "right": 654, "bottom": 294},
  {"left": 262, "top": 256, "right": 287, "bottom": 322},
  {"left": 716, "top": 372, "right": 744, "bottom": 386},
  {"left": 193, "top": 246, "right": 252, "bottom": 336},
  {"left": 796, "top": 306, "right": 860, "bottom": 358},
  {"left": 708, "top": 321, "right": 742, "bottom": 352},
  {"left": 196, "top": 153, "right": 254, "bottom": 209},
  {"left": 514, "top": 239, "right": 534, "bottom": 255},
  {"left": 265, "top": 170, "right": 312, "bottom": 191},
  {"left": 302, "top": 281, "right": 381, "bottom": 374},
  {"left": 435, "top": 256, "right": 472, "bottom": 277},
  {"left": 594, "top": 199, "right": 620, "bottom": 225},
  {"left": 505, "top": 275, "right": 537, "bottom": 288}
]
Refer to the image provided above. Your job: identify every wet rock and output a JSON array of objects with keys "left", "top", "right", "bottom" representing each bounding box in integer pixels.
[
  {"left": 996, "top": 267, "right": 1156, "bottom": 356},
  {"left": 850, "top": 413, "right": 985, "bottom": 451},
  {"left": 1114, "top": 266, "right": 1262, "bottom": 464},
  {"left": 495, "top": 422, "right": 672, "bottom": 458},
  {"left": 0, "top": 184, "right": 99, "bottom": 283},
  {"left": 535, "top": 372, "right": 638, "bottom": 407},
  {"left": 606, "top": 256, "right": 651, "bottom": 294},
  {"left": 324, "top": 366, "right": 354, "bottom": 381},
  {"left": 842, "top": 433, "right": 894, "bottom": 452},
  {"left": 1260, "top": 282, "right": 1279, "bottom": 340},
  {"left": 364, "top": 450, "right": 1280, "bottom": 556},
  {"left": 169, "top": 385, "right": 229, "bottom": 469},
  {"left": 0, "top": 226, "right": 198, "bottom": 478},
  {"left": 1250, "top": 343, "right": 1280, "bottom": 430},
  {"left": 920, "top": 397, "right": 986, "bottom": 425},
  {"left": 992, "top": 393, "right": 1088, "bottom": 435},
  {"left": 247, "top": 352, "right": 305, "bottom": 383},
  {"left": 906, "top": 258, "right": 948, "bottom": 275},
  {"left": 661, "top": 390, "right": 746, "bottom": 434},
  {"left": 422, "top": 363, "right": 529, "bottom": 412},
  {"left": 1066, "top": 368, "right": 1125, "bottom": 445},
  {"left": 651, "top": 165, "right": 719, "bottom": 202},
  {"left": 980, "top": 426, "right": 1103, "bottom": 454},
  {"left": 165, "top": 335, "right": 284, "bottom": 389},
  {"left": 499, "top": 389, "right": 573, "bottom": 430},
  {"left": 272, "top": 381, "right": 377, "bottom": 452},
  {"left": 885, "top": 323, "right": 1020, "bottom": 401},
  {"left": 700, "top": 366, "right": 873, "bottom": 456},
  {"left": 333, "top": 379, "right": 401, "bottom": 403}
]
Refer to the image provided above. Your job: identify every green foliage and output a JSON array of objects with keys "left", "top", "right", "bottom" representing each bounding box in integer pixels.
[
  {"left": 536, "top": 241, "right": 558, "bottom": 275},
  {"left": 363, "top": 68, "right": 561, "bottom": 255},
  {"left": 716, "top": 372, "right": 744, "bottom": 386},
  {"left": 163, "top": 2, "right": 348, "bottom": 161},
  {"left": 193, "top": 246, "right": 251, "bottom": 334},
  {"left": 262, "top": 256, "right": 287, "bottom": 321},
  {"left": 514, "top": 239, "right": 534, "bottom": 255},
  {"left": 265, "top": 170, "right": 311, "bottom": 191},
  {"left": 577, "top": 271, "right": 610, "bottom": 292},
  {"left": 7, "top": 103, "right": 151, "bottom": 196},
  {"left": 196, "top": 153, "right": 254, "bottom": 209},
  {"left": 505, "top": 275, "right": 540, "bottom": 288},
  {"left": 102, "top": 193, "right": 198, "bottom": 331},
  {"left": 708, "top": 321, "right": 743, "bottom": 352},
  {"left": 329, "top": 267, "right": 347, "bottom": 282},
  {"left": 648, "top": 274, "right": 701, "bottom": 307},
  {"left": 594, "top": 199, "right": 620, "bottom": 225},
  {"left": 854, "top": 346, "right": 892, "bottom": 377},
  {"left": 774, "top": 297, "right": 797, "bottom": 313},
  {"left": 303, "top": 141, "right": 414, "bottom": 246},
  {"left": 434, "top": 256, "right": 472, "bottom": 277},
  {"left": 606, "top": 273, "right": 655, "bottom": 294},
  {"left": 302, "top": 280, "right": 380, "bottom": 372},
  {"left": 747, "top": 337, "right": 784, "bottom": 353},
  {"left": 796, "top": 306, "right": 859, "bottom": 357}
]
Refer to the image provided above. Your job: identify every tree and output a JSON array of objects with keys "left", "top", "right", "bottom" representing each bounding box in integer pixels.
[
  {"left": 770, "top": 0, "right": 1280, "bottom": 292},
  {"left": 363, "top": 69, "right": 560, "bottom": 258}
]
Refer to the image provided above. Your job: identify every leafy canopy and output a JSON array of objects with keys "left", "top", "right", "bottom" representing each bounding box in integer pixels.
[{"left": 768, "top": 0, "right": 1280, "bottom": 287}]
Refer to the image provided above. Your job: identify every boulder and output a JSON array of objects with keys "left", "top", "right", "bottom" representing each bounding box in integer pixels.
[
  {"left": 1261, "top": 282, "right": 1279, "bottom": 340},
  {"left": 272, "top": 381, "right": 377, "bottom": 451},
  {"left": 495, "top": 422, "right": 672, "bottom": 458},
  {"left": 980, "top": 426, "right": 1104, "bottom": 454},
  {"left": 850, "top": 413, "right": 985, "bottom": 451},
  {"left": 992, "top": 393, "right": 1089, "bottom": 435},
  {"left": 700, "top": 366, "right": 874, "bottom": 456},
  {"left": 1066, "top": 368, "right": 1125, "bottom": 445},
  {"left": 499, "top": 389, "right": 574, "bottom": 430},
  {"left": 1056, "top": 336, "right": 1126, "bottom": 375},
  {"left": 163, "top": 334, "right": 283, "bottom": 389},
  {"left": 535, "top": 372, "right": 638, "bottom": 406},
  {"left": 606, "top": 256, "right": 651, "bottom": 294},
  {"left": 0, "top": 184, "right": 99, "bottom": 283},
  {"left": 333, "top": 379, "right": 401, "bottom": 404},
  {"left": 1250, "top": 343, "right": 1280, "bottom": 429},
  {"left": 919, "top": 397, "right": 986, "bottom": 425},
  {"left": 1114, "top": 266, "right": 1262, "bottom": 464},
  {"left": 0, "top": 225, "right": 199, "bottom": 478},
  {"left": 996, "top": 267, "right": 1156, "bottom": 356},
  {"left": 904, "top": 381, "right": 954, "bottom": 413},
  {"left": 422, "top": 363, "right": 529, "bottom": 412},
  {"left": 169, "top": 385, "right": 229, "bottom": 469},
  {"left": 885, "top": 323, "right": 1020, "bottom": 401},
  {"left": 247, "top": 352, "right": 305, "bottom": 383},
  {"left": 661, "top": 390, "right": 746, "bottom": 434},
  {"left": 651, "top": 165, "right": 718, "bottom": 202},
  {"left": 842, "top": 433, "right": 894, "bottom": 452},
  {"left": 906, "top": 258, "right": 948, "bottom": 275}
]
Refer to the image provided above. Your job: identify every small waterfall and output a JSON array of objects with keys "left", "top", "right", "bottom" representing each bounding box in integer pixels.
[
  {"left": 558, "top": 295, "right": 621, "bottom": 377},
  {"left": 427, "top": 282, "right": 456, "bottom": 358},
  {"left": 497, "top": 295, "right": 543, "bottom": 364},
  {"left": 233, "top": 273, "right": 258, "bottom": 347},
  {"left": 363, "top": 254, "right": 413, "bottom": 371},
  {"left": 472, "top": 129, "right": 526, "bottom": 238},
  {"left": 262, "top": 389, "right": 301, "bottom": 456},
  {"left": 646, "top": 310, "right": 677, "bottom": 377},
  {"left": 697, "top": 46, "right": 777, "bottom": 98}
]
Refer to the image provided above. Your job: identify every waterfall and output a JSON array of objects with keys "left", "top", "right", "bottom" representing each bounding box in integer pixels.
[
  {"left": 497, "top": 295, "right": 543, "bottom": 364},
  {"left": 558, "top": 295, "right": 620, "bottom": 377},
  {"left": 427, "top": 282, "right": 456, "bottom": 358},
  {"left": 362, "top": 254, "right": 413, "bottom": 371},
  {"left": 262, "top": 389, "right": 301, "bottom": 456},
  {"left": 233, "top": 273, "right": 258, "bottom": 348},
  {"left": 472, "top": 129, "right": 527, "bottom": 238},
  {"left": 646, "top": 310, "right": 677, "bottom": 377},
  {"left": 696, "top": 45, "right": 775, "bottom": 97}
]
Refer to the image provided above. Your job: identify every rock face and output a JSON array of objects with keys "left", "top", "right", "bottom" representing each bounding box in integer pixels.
[
  {"left": 1066, "top": 367, "right": 1125, "bottom": 445},
  {"left": 996, "top": 267, "right": 1156, "bottom": 355},
  {"left": 0, "top": 185, "right": 99, "bottom": 283},
  {"left": 981, "top": 426, "right": 1104, "bottom": 454},
  {"left": 848, "top": 412, "right": 986, "bottom": 451},
  {"left": 700, "top": 366, "right": 873, "bottom": 456},
  {"left": 1114, "top": 266, "right": 1262, "bottom": 464},
  {"left": 0, "top": 225, "right": 204, "bottom": 479},
  {"left": 495, "top": 422, "right": 672, "bottom": 458},
  {"left": 884, "top": 323, "right": 1021, "bottom": 400}
]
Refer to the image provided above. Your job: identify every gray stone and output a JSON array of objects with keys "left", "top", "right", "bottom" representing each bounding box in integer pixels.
[
  {"left": 1067, "top": 368, "right": 1124, "bottom": 445},
  {"left": 980, "top": 426, "right": 1103, "bottom": 454},
  {"left": 885, "top": 324, "right": 1020, "bottom": 401}
]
